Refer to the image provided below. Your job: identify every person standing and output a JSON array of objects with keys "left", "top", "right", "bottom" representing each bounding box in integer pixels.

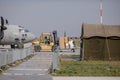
[{"left": 68, "top": 38, "right": 75, "bottom": 52}]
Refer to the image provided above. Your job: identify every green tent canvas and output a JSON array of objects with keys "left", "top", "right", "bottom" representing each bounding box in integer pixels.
[{"left": 81, "top": 23, "right": 120, "bottom": 60}]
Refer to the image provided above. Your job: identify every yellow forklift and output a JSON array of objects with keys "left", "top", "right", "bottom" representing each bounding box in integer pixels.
[
  {"left": 32, "top": 31, "right": 58, "bottom": 52},
  {"left": 39, "top": 32, "right": 54, "bottom": 51}
]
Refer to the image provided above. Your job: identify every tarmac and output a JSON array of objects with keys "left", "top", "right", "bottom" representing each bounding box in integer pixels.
[
  {"left": 52, "top": 76, "right": 120, "bottom": 80},
  {"left": 0, "top": 52, "right": 53, "bottom": 80},
  {"left": 0, "top": 49, "right": 120, "bottom": 80}
]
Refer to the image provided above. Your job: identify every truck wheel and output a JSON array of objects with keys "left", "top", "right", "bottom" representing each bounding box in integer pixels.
[
  {"left": 34, "top": 45, "right": 40, "bottom": 52},
  {"left": 52, "top": 46, "right": 55, "bottom": 52}
]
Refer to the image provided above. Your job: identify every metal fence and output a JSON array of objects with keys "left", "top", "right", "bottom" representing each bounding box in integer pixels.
[{"left": 0, "top": 46, "right": 34, "bottom": 67}]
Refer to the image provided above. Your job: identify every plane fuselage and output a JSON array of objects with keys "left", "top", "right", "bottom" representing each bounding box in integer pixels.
[{"left": 0, "top": 25, "right": 36, "bottom": 45}]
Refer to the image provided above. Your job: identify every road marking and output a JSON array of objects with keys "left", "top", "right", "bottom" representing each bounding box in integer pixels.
[
  {"left": 14, "top": 73, "right": 23, "bottom": 75},
  {"left": 3, "top": 73, "right": 12, "bottom": 75},
  {"left": 37, "top": 74, "right": 45, "bottom": 76},
  {"left": 9, "top": 68, "right": 48, "bottom": 71},
  {"left": 3, "top": 73, "right": 45, "bottom": 76},
  {"left": 23, "top": 73, "right": 32, "bottom": 76}
]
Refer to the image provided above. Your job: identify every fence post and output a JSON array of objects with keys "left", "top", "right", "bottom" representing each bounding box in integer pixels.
[{"left": 52, "top": 46, "right": 60, "bottom": 73}]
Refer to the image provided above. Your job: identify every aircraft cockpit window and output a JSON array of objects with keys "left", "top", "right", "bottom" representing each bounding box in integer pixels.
[
  {"left": 25, "top": 34, "right": 27, "bottom": 37},
  {"left": 25, "top": 29, "right": 29, "bottom": 32},
  {"left": 19, "top": 29, "right": 24, "bottom": 32},
  {"left": 19, "top": 29, "right": 22, "bottom": 32},
  {"left": 22, "top": 34, "right": 24, "bottom": 37},
  {"left": 22, "top": 34, "right": 27, "bottom": 37},
  {"left": 19, "top": 26, "right": 24, "bottom": 28},
  {"left": 19, "top": 26, "right": 22, "bottom": 28}
]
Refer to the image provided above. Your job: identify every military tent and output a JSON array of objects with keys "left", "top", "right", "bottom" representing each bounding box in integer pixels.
[{"left": 81, "top": 23, "right": 120, "bottom": 60}]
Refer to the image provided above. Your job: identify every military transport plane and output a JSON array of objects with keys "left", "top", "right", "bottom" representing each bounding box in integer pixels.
[{"left": 0, "top": 16, "right": 36, "bottom": 48}]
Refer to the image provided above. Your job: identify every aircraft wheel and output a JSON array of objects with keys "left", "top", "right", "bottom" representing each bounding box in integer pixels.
[
  {"left": 11, "top": 44, "right": 15, "bottom": 49},
  {"left": 11, "top": 43, "right": 24, "bottom": 49}
]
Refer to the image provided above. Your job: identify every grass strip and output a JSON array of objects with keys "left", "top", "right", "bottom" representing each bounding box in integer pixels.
[{"left": 54, "top": 60, "right": 120, "bottom": 76}]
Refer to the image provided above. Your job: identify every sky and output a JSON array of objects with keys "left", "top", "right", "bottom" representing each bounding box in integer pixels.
[{"left": 0, "top": 0, "right": 120, "bottom": 37}]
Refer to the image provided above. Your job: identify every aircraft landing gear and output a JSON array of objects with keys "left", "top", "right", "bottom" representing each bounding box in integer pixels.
[{"left": 11, "top": 43, "right": 24, "bottom": 49}]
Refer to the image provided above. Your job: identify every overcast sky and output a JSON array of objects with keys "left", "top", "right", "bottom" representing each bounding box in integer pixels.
[{"left": 0, "top": 0, "right": 120, "bottom": 37}]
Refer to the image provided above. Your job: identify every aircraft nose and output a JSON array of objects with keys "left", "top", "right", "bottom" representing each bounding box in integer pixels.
[
  {"left": 30, "top": 33, "right": 36, "bottom": 41},
  {"left": 22, "top": 33, "right": 36, "bottom": 43}
]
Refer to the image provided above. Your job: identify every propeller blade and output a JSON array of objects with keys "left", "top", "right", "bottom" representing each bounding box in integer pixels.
[
  {"left": 0, "top": 16, "right": 7, "bottom": 40},
  {"left": 6, "top": 19, "right": 8, "bottom": 24},
  {"left": 1, "top": 16, "right": 4, "bottom": 26}
]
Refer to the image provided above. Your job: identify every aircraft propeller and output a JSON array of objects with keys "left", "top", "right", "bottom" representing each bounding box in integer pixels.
[
  {"left": 6, "top": 19, "right": 9, "bottom": 24},
  {"left": 0, "top": 16, "right": 7, "bottom": 40}
]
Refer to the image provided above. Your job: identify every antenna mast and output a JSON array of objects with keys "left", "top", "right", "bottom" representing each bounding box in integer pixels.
[{"left": 100, "top": 0, "right": 103, "bottom": 24}]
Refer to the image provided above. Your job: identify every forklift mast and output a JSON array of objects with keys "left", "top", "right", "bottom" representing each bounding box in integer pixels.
[{"left": 52, "top": 30, "right": 58, "bottom": 46}]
